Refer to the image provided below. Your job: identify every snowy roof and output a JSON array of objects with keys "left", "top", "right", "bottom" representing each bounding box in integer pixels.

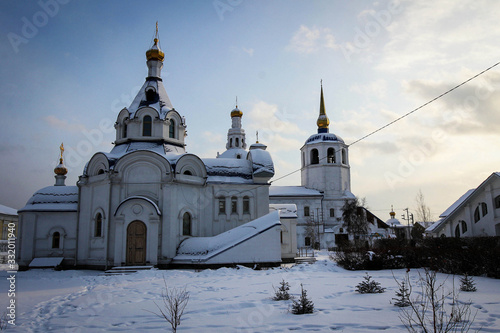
[
  {"left": 217, "top": 148, "right": 248, "bottom": 159},
  {"left": 203, "top": 158, "right": 253, "bottom": 183},
  {"left": 0, "top": 204, "right": 17, "bottom": 216},
  {"left": 269, "top": 186, "right": 322, "bottom": 197},
  {"left": 174, "top": 211, "right": 281, "bottom": 262},
  {"left": 127, "top": 79, "right": 173, "bottom": 119},
  {"left": 426, "top": 218, "right": 444, "bottom": 233},
  {"left": 386, "top": 218, "right": 402, "bottom": 226},
  {"left": 248, "top": 148, "right": 274, "bottom": 178},
  {"left": 269, "top": 204, "right": 297, "bottom": 218},
  {"left": 304, "top": 132, "right": 344, "bottom": 145},
  {"left": 19, "top": 186, "right": 79, "bottom": 212},
  {"left": 439, "top": 189, "right": 475, "bottom": 218}
]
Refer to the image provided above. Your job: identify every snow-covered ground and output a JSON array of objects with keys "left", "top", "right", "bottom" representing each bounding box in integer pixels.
[{"left": 1, "top": 252, "right": 499, "bottom": 332}]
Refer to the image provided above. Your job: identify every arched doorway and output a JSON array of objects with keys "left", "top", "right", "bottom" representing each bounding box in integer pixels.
[{"left": 126, "top": 221, "right": 147, "bottom": 265}]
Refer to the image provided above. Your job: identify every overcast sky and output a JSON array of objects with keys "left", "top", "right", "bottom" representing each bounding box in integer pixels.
[{"left": 1, "top": 0, "right": 500, "bottom": 222}]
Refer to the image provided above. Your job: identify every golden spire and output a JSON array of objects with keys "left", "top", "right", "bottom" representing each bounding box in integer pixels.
[
  {"left": 54, "top": 143, "right": 68, "bottom": 176},
  {"left": 146, "top": 21, "right": 165, "bottom": 62},
  {"left": 231, "top": 97, "right": 243, "bottom": 117},
  {"left": 390, "top": 205, "right": 396, "bottom": 218},
  {"left": 317, "top": 80, "right": 330, "bottom": 132}
]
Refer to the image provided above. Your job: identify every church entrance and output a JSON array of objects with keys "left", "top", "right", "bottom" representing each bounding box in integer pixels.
[{"left": 126, "top": 221, "right": 147, "bottom": 265}]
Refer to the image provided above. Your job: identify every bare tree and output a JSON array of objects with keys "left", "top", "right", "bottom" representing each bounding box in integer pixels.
[
  {"left": 415, "top": 189, "right": 433, "bottom": 223},
  {"left": 398, "top": 269, "right": 477, "bottom": 333},
  {"left": 147, "top": 278, "right": 190, "bottom": 333},
  {"left": 304, "top": 218, "right": 318, "bottom": 249},
  {"left": 342, "top": 197, "right": 369, "bottom": 245}
]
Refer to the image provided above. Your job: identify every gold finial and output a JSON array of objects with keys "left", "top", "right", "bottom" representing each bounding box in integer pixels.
[
  {"left": 317, "top": 80, "right": 330, "bottom": 131},
  {"left": 146, "top": 22, "right": 165, "bottom": 61},
  {"left": 235, "top": 96, "right": 238, "bottom": 108},
  {"left": 54, "top": 142, "right": 68, "bottom": 176},
  {"left": 390, "top": 205, "right": 396, "bottom": 218},
  {"left": 231, "top": 97, "right": 243, "bottom": 117},
  {"left": 256, "top": 131, "right": 259, "bottom": 143}
]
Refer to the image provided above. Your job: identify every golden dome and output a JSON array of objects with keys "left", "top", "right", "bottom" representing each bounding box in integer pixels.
[
  {"left": 317, "top": 115, "right": 330, "bottom": 128},
  {"left": 231, "top": 106, "right": 243, "bottom": 118},
  {"left": 54, "top": 158, "right": 68, "bottom": 176},
  {"left": 146, "top": 38, "right": 165, "bottom": 62}
]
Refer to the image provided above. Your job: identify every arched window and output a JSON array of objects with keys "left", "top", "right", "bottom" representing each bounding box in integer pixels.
[
  {"left": 495, "top": 195, "right": 500, "bottom": 209},
  {"left": 52, "top": 232, "right": 60, "bottom": 249},
  {"left": 183, "top": 212, "right": 192, "bottom": 236},
  {"left": 455, "top": 224, "right": 460, "bottom": 238},
  {"left": 243, "top": 197, "right": 250, "bottom": 214},
  {"left": 95, "top": 213, "right": 103, "bottom": 237},
  {"left": 218, "top": 197, "right": 226, "bottom": 215},
  {"left": 474, "top": 206, "right": 480, "bottom": 223},
  {"left": 327, "top": 148, "right": 335, "bottom": 163},
  {"left": 330, "top": 208, "right": 335, "bottom": 218},
  {"left": 229, "top": 138, "right": 233, "bottom": 147},
  {"left": 310, "top": 149, "right": 319, "bottom": 165},
  {"left": 304, "top": 206, "right": 310, "bottom": 217},
  {"left": 302, "top": 152, "right": 305, "bottom": 167},
  {"left": 341, "top": 149, "right": 347, "bottom": 164},
  {"left": 305, "top": 237, "right": 311, "bottom": 247},
  {"left": 461, "top": 220, "right": 467, "bottom": 234},
  {"left": 235, "top": 138, "right": 239, "bottom": 147},
  {"left": 481, "top": 202, "right": 488, "bottom": 216},
  {"left": 231, "top": 196, "right": 238, "bottom": 214},
  {"left": 123, "top": 123, "right": 127, "bottom": 138},
  {"left": 183, "top": 170, "right": 192, "bottom": 175},
  {"left": 143, "top": 115, "right": 152, "bottom": 136},
  {"left": 169, "top": 119, "right": 175, "bottom": 138},
  {"left": 97, "top": 169, "right": 105, "bottom": 175}
]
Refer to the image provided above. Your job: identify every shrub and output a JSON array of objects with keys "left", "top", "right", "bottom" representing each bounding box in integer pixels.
[
  {"left": 355, "top": 273, "right": 385, "bottom": 294},
  {"left": 291, "top": 284, "right": 314, "bottom": 314},
  {"left": 273, "top": 279, "right": 292, "bottom": 301}
]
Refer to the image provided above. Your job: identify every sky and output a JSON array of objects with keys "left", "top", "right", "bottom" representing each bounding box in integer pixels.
[{"left": 1, "top": 0, "right": 500, "bottom": 222}]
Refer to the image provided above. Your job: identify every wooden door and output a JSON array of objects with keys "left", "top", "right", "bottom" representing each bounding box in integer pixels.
[{"left": 126, "top": 221, "right": 147, "bottom": 265}]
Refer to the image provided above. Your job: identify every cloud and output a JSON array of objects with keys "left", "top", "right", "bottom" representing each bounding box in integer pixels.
[
  {"left": 44, "top": 115, "right": 86, "bottom": 133},
  {"left": 242, "top": 47, "right": 254, "bottom": 57},
  {"left": 287, "top": 25, "right": 339, "bottom": 54}
]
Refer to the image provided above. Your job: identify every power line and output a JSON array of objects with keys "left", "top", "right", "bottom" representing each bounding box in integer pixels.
[{"left": 271, "top": 61, "right": 500, "bottom": 184}]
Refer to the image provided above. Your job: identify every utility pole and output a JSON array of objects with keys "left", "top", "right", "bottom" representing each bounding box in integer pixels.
[{"left": 401, "top": 208, "right": 414, "bottom": 239}]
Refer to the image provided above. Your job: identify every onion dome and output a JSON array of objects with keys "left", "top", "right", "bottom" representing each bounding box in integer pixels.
[
  {"left": 146, "top": 38, "right": 164, "bottom": 62},
  {"left": 54, "top": 143, "right": 67, "bottom": 176},
  {"left": 317, "top": 81, "right": 330, "bottom": 133},
  {"left": 54, "top": 157, "right": 68, "bottom": 176},
  {"left": 231, "top": 106, "right": 243, "bottom": 118}
]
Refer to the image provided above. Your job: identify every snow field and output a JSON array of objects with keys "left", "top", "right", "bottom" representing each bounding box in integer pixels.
[{"left": 1, "top": 252, "right": 499, "bottom": 332}]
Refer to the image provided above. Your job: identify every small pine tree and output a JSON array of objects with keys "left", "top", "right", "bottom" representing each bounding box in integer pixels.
[
  {"left": 356, "top": 273, "right": 385, "bottom": 294},
  {"left": 291, "top": 284, "right": 314, "bottom": 314},
  {"left": 392, "top": 281, "right": 411, "bottom": 307},
  {"left": 273, "top": 279, "right": 292, "bottom": 301},
  {"left": 460, "top": 274, "right": 477, "bottom": 292}
]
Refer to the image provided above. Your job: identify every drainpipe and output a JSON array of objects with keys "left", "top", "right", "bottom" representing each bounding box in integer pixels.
[{"left": 104, "top": 172, "right": 113, "bottom": 270}]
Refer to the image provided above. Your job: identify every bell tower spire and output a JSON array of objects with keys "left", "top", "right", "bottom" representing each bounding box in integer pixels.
[
  {"left": 317, "top": 80, "right": 330, "bottom": 133},
  {"left": 145, "top": 22, "right": 165, "bottom": 79}
]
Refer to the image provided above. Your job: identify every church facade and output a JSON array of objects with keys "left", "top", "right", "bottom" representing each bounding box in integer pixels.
[{"left": 17, "top": 33, "right": 280, "bottom": 270}]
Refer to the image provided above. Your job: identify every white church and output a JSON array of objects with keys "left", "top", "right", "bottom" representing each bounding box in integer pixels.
[
  {"left": 17, "top": 32, "right": 283, "bottom": 270},
  {"left": 17, "top": 30, "right": 390, "bottom": 270}
]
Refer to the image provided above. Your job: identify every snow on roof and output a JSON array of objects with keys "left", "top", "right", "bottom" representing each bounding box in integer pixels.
[
  {"left": 19, "top": 186, "right": 78, "bottom": 212},
  {"left": 439, "top": 189, "right": 475, "bottom": 218},
  {"left": 386, "top": 218, "right": 402, "bottom": 226},
  {"left": 269, "top": 204, "right": 297, "bottom": 218},
  {"left": 426, "top": 218, "right": 444, "bottom": 233},
  {"left": 174, "top": 211, "right": 281, "bottom": 262},
  {"left": 304, "top": 132, "right": 344, "bottom": 145},
  {"left": 203, "top": 158, "right": 253, "bottom": 183},
  {"left": 269, "top": 186, "right": 322, "bottom": 197},
  {"left": 217, "top": 148, "right": 248, "bottom": 159},
  {"left": 128, "top": 79, "right": 173, "bottom": 119},
  {"left": 0, "top": 204, "right": 18, "bottom": 216},
  {"left": 248, "top": 149, "right": 274, "bottom": 177}
]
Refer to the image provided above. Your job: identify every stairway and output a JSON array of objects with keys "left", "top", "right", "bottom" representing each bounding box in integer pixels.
[{"left": 104, "top": 265, "right": 154, "bottom": 275}]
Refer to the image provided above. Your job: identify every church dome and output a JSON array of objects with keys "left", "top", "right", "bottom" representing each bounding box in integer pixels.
[
  {"left": 231, "top": 106, "right": 243, "bottom": 118},
  {"left": 54, "top": 158, "right": 68, "bottom": 176},
  {"left": 304, "top": 132, "right": 344, "bottom": 145},
  {"left": 146, "top": 38, "right": 165, "bottom": 62}
]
